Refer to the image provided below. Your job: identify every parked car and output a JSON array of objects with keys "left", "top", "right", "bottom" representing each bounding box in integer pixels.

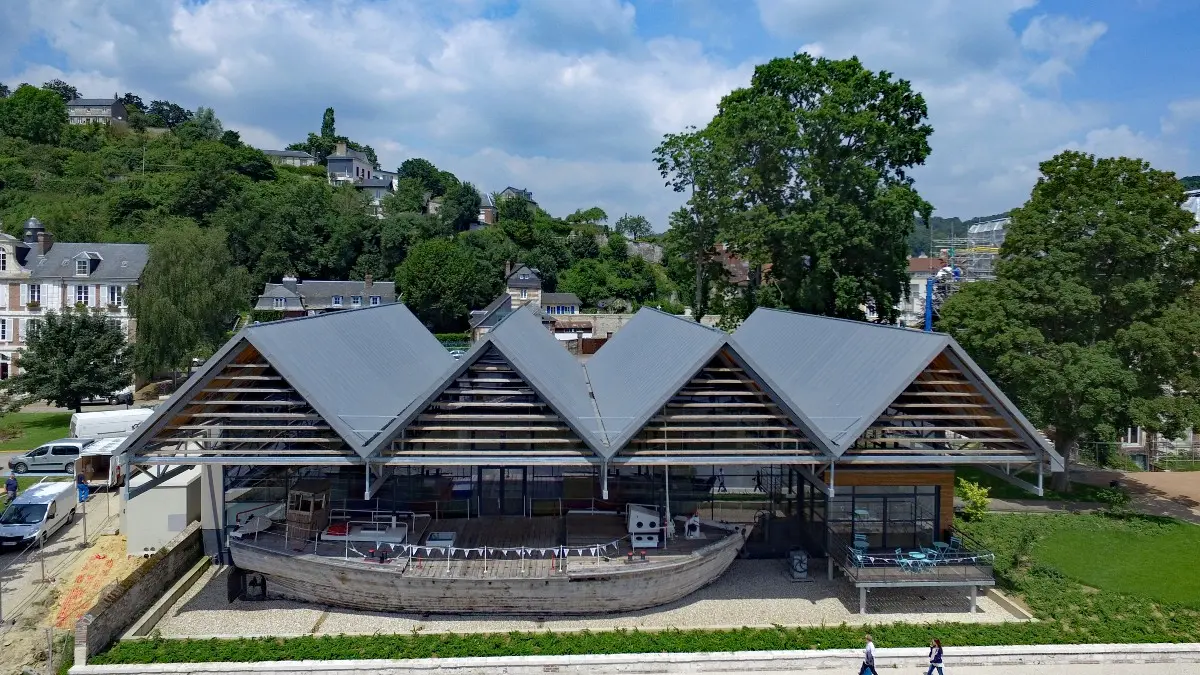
[
  {"left": 7, "top": 438, "right": 95, "bottom": 474},
  {"left": 0, "top": 481, "right": 77, "bottom": 548},
  {"left": 82, "top": 385, "right": 134, "bottom": 406}
]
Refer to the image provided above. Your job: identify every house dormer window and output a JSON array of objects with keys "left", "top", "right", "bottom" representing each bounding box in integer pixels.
[
  {"left": 351, "top": 295, "right": 362, "bottom": 307},
  {"left": 0, "top": 249, "right": 6, "bottom": 271},
  {"left": 520, "top": 289, "right": 528, "bottom": 299},
  {"left": 370, "top": 296, "right": 381, "bottom": 306},
  {"left": 273, "top": 297, "right": 285, "bottom": 309},
  {"left": 332, "top": 295, "right": 343, "bottom": 307},
  {"left": 76, "top": 259, "right": 89, "bottom": 276}
]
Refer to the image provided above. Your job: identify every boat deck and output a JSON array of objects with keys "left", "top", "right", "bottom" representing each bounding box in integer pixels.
[{"left": 231, "top": 513, "right": 740, "bottom": 580}]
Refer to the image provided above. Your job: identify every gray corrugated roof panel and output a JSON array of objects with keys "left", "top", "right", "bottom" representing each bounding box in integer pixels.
[
  {"left": 67, "top": 99, "right": 118, "bottom": 107},
  {"left": 586, "top": 308, "right": 727, "bottom": 451},
  {"left": 732, "top": 308, "right": 948, "bottom": 455},
  {"left": 262, "top": 149, "right": 315, "bottom": 158},
  {"left": 487, "top": 306, "right": 608, "bottom": 454},
  {"left": 30, "top": 243, "right": 149, "bottom": 282},
  {"left": 245, "top": 304, "right": 455, "bottom": 457}
]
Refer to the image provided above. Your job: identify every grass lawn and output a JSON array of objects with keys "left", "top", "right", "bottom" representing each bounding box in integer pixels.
[
  {"left": 955, "top": 467, "right": 1111, "bottom": 502},
  {"left": 0, "top": 412, "right": 72, "bottom": 452},
  {"left": 1032, "top": 517, "right": 1200, "bottom": 608}
]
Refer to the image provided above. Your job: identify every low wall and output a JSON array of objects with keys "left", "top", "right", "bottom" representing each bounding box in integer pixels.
[
  {"left": 74, "top": 522, "right": 204, "bottom": 664},
  {"left": 573, "top": 313, "right": 721, "bottom": 338},
  {"left": 67, "top": 642, "right": 1200, "bottom": 674}
]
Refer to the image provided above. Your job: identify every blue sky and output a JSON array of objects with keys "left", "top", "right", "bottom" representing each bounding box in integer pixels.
[{"left": 1, "top": 0, "right": 1197, "bottom": 228}]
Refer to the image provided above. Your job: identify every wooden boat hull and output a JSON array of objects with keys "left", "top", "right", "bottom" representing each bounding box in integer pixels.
[{"left": 229, "top": 531, "right": 745, "bottom": 615}]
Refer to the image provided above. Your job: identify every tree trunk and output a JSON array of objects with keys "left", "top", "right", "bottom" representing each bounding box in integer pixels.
[
  {"left": 1051, "top": 430, "right": 1077, "bottom": 493},
  {"left": 693, "top": 244, "right": 705, "bottom": 322}
]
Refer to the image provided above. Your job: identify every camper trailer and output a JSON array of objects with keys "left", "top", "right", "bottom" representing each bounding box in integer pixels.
[
  {"left": 78, "top": 436, "right": 126, "bottom": 488},
  {"left": 0, "top": 481, "right": 77, "bottom": 548},
  {"left": 69, "top": 409, "right": 153, "bottom": 440}
]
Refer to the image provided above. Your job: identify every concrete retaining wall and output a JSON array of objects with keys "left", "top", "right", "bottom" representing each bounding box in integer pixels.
[
  {"left": 69, "top": 642, "right": 1200, "bottom": 674},
  {"left": 74, "top": 522, "right": 203, "bottom": 664}
]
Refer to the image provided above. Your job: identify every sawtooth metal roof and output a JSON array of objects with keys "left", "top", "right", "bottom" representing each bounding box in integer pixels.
[
  {"left": 121, "top": 304, "right": 1058, "bottom": 468},
  {"left": 585, "top": 308, "right": 728, "bottom": 453},
  {"left": 366, "top": 305, "right": 608, "bottom": 456},
  {"left": 732, "top": 308, "right": 951, "bottom": 455},
  {"left": 246, "top": 304, "right": 455, "bottom": 456},
  {"left": 118, "top": 304, "right": 454, "bottom": 460}
]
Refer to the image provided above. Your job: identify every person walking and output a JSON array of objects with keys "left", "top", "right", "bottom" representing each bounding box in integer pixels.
[
  {"left": 858, "top": 634, "right": 876, "bottom": 675},
  {"left": 716, "top": 468, "right": 727, "bottom": 493},
  {"left": 76, "top": 470, "right": 89, "bottom": 504},
  {"left": 925, "top": 638, "right": 944, "bottom": 675},
  {"left": 5, "top": 474, "right": 17, "bottom": 503}
]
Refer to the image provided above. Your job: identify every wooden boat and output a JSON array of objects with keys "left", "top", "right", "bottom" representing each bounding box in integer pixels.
[{"left": 227, "top": 512, "right": 746, "bottom": 615}]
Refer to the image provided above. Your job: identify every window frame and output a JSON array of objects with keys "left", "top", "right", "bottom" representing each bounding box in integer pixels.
[
  {"left": 350, "top": 295, "right": 362, "bottom": 307},
  {"left": 108, "top": 285, "right": 124, "bottom": 307},
  {"left": 75, "top": 284, "right": 90, "bottom": 305},
  {"left": 332, "top": 295, "right": 343, "bottom": 307},
  {"left": 28, "top": 284, "right": 40, "bottom": 304},
  {"left": 273, "top": 297, "right": 285, "bottom": 310},
  {"left": 75, "top": 259, "right": 89, "bottom": 276}
]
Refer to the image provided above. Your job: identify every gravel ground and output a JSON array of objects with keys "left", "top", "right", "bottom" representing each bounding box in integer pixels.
[{"left": 155, "top": 560, "right": 1022, "bottom": 639}]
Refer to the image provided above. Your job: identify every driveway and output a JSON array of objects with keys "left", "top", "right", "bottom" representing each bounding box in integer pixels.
[
  {"left": 0, "top": 490, "right": 121, "bottom": 625},
  {"left": 1074, "top": 467, "right": 1200, "bottom": 524}
]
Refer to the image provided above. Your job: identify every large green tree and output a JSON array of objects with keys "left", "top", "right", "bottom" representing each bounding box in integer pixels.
[
  {"left": 1181, "top": 175, "right": 1200, "bottom": 190},
  {"left": 41, "top": 78, "right": 79, "bottom": 103},
  {"left": 130, "top": 222, "right": 251, "bottom": 378},
  {"left": 0, "top": 84, "right": 68, "bottom": 144},
  {"left": 702, "top": 53, "right": 933, "bottom": 323},
  {"left": 614, "top": 213, "right": 653, "bottom": 241},
  {"left": 396, "top": 238, "right": 490, "bottom": 331},
  {"left": 938, "top": 151, "right": 1200, "bottom": 489},
  {"left": 653, "top": 127, "right": 728, "bottom": 319},
  {"left": 8, "top": 307, "right": 131, "bottom": 412}
]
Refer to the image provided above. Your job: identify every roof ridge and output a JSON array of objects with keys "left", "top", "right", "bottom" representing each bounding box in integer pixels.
[
  {"left": 246, "top": 302, "right": 405, "bottom": 330},
  {"left": 639, "top": 306, "right": 727, "bottom": 333},
  {"left": 753, "top": 307, "right": 950, "bottom": 337}
]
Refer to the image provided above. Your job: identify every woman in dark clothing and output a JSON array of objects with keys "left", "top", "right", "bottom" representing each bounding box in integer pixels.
[{"left": 926, "top": 638, "right": 944, "bottom": 675}]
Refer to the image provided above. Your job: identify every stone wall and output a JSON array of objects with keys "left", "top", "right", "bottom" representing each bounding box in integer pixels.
[{"left": 74, "top": 521, "right": 204, "bottom": 664}]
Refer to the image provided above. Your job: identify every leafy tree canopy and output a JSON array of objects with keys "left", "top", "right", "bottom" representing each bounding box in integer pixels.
[
  {"left": 0, "top": 82, "right": 10, "bottom": 99},
  {"left": 8, "top": 307, "right": 131, "bottom": 412},
  {"left": 938, "top": 151, "right": 1200, "bottom": 488},
  {"left": 147, "top": 99, "right": 194, "bottom": 128},
  {"left": 1181, "top": 175, "right": 1200, "bottom": 191},
  {"left": 397, "top": 238, "right": 491, "bottom": 331},
  {"left": 0, "top": 84, "right": 68, "bottom": 145},
  {"left": 614, "top": 213, "right": 653, "bottom": 240},
  {"left": 130, "top": 222, "right": 250, "bottom": 377},
  {"left": 42, "top": 78, "right": 79, "bottom": 102},
  {"left": 700, "top": 53, "right": 934, "bottom": 325}
]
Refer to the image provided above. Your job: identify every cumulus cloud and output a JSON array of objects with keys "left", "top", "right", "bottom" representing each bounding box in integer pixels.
[
  {"left": 0, "top": 0, "right": 1190, "bottom": 226},
  {"left": 1162, "top": 99, "right": 1200, "bottom": 135}
]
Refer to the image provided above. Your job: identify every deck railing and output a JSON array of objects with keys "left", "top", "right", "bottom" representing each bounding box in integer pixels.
[{"left": 832, "top": 528, "right": 995, "bottom": 585}]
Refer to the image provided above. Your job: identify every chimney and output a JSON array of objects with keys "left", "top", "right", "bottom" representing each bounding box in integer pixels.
[
  {"left": 364, "top": 273, "right": 373, "bottom": 292},
  {"left": 505, "top": 260, "right": 512, "bottom": 279},
  {"left": 23, "top": 217, "right": 45, "bottom": 246},
  {"left": 335, "top": 141, "right": 346, "bottom": 156},
  {"left": 37, "top": 232, "right": 54, "bottom": 256},
  {"left": 281, "top": 275, "right": 299, "bottom": 293}
]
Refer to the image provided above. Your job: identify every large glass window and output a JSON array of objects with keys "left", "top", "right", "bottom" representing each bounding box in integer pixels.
[{"left": 821, "top": 484, "right": 939, "bottom": 550}]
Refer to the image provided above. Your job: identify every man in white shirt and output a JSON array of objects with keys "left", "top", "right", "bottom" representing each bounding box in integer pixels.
[{"left": 859, "top": 634, "right": 876, "bottom": 675}]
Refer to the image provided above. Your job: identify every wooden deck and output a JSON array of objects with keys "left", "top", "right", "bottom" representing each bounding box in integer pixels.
[{"left": 833, "top": 553, "right": 995, "bottom": 615}]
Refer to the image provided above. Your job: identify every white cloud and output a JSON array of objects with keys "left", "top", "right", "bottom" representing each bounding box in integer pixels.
[
  {"left": 1162, "top": 99, "right": 1200, "bottom": 135},
  {"left": 750, "top": 0, "right": 1188, "bottom": 217},
  {"left": 0, "top": 0, "right": 1190, "bottom": 228}
]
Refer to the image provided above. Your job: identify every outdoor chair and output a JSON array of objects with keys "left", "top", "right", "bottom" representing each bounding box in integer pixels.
[
  {"left": 948, "top": 535, "right": 963, "bottom": 554},
  {"left": 894, "top": 548, "right": 915, "bottom": 572}
]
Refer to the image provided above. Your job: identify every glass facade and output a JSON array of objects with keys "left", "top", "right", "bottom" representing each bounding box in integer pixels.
[{"left": 825, "top": 485, "right": 938, "bottom": 550}]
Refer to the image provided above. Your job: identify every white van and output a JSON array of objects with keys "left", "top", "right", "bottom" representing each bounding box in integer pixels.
[
  {"left": 0, "top": 481, "right": 78, "bottom": 549},
  {"left": 70, "top": 409, "right": 153, "bottom": 440},
  {"left": 78, "top": 436, "right": 127, "bottom": 488}
]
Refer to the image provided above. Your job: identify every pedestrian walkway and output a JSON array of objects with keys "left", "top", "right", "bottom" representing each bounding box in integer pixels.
[{"left": 986, "top": 467, "right": 1200, "bottom": 525}]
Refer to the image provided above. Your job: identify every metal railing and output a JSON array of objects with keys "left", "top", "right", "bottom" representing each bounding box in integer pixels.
[{"left": 833, "top": 527, "right": 996, "bottom": 584}]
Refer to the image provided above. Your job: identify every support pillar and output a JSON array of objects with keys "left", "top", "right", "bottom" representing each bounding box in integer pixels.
[
  {"left": 969, "top": 585, "right": 978, "bottom": 613},
  {"left": 827, "top": 555, "right": 834, "bottom": 581},
  {"left": 859, "top": 587, "right": 867, "bottom": 615},
  {"left": 200, "top": 464, "right": 227, "bottom": 564}
]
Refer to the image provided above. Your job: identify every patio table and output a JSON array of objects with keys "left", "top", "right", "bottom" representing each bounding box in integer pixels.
[
  {"left": 933, "top": 542, "right": 950, "bottom": 551},
  {"left": 907, "top": 551, "right": 926, "bottom": 560}
]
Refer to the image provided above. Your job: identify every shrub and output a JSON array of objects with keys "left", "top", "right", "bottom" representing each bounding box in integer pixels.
[
  {"left": 955, "top": 477, "right": 990, "bottom": 522},
  {"left": 1094, "top": 486, "right": 1131, "bottom": 510}
]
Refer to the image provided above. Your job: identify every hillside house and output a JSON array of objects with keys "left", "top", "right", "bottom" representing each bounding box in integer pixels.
[
  {"left": 66, "top": 97, "right": 127, "bottom": 125},
  {"left": 255, "top": 275, "right": 396, "bottom": 318}
]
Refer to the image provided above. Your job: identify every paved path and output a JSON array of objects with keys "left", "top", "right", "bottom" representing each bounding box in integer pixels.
[
  {"left": 0, "top": 490, "right": 121, "bottom": 626},
  {"left": 724, "top": 662, "right": 1200, "bottom": 667}
]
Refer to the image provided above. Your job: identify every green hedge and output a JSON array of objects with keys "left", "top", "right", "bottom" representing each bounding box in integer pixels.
[
  {"left": 92, "top": 622, "right": 1104, "bottom": 665},
  {"left": 434, "top": 332, "right": 470, "bottom": 342}
]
